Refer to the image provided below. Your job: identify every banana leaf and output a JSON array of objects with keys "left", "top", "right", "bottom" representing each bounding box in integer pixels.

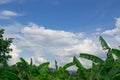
[
  {"left": 105, "top": 67, "right": 120, "bottom": 80},
  {"left": 80, "top": 53, "right": 104, "bottom": 64},
  {"left": 73, "top": 56, "right": 86, "bottom": 79},
  {"left": 38, "top": 62, "right": 50, "bottom": 70},
  {"left": 63, "top": 62, "right": 75, "bottom": 70},
  {"left": 111, "top": 48, "right": 120, "bottom": 59},
  {"left": 4, "top": 71, "right": 21, "bottom": 80},
  {"left": 99, "top": 36, "right": 110, "bottom": 50}
]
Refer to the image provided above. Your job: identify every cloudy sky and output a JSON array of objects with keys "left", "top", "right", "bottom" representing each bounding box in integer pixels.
[{"left": 0, "top": 0, "right": 120, "bottom": 69}]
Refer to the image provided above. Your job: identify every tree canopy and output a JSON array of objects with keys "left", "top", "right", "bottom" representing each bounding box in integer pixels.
[{"left": 0, "top": 29, "right": 13, "bottom": 65}]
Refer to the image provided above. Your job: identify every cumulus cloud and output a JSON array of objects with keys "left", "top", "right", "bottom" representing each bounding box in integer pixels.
[
  {"left": 103, "top": 18, "right": 120, "bottom": 35},
  {"left": 103, "top": 28, "right": 119, "bottom": 36},
  {"left": 2, "top": 18, "right": 120, "bottom": 69},
  {"left": 2, "top": 22, "right": 104, "bottom": 69},
  {"left": 10, "top": 23, "right": 101, "bottom": 68},
  {"left": 0, "top": 10, "right": 21, "bottom": 19},
  {"left": 103, "top": 18, "right": 120, "bottom": 43},
  {"left": 115, "top": 35, "right": 120, "bottom": 42}
]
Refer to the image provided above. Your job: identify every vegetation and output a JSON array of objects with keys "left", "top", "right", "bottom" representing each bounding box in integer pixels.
[{"left": 0, "top": 29, "right": 120, "bottom": 80}]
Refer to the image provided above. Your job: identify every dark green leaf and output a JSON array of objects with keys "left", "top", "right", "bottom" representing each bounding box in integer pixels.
[
  {"left": 55, "top": 60, "right": 58, "bottom": 71},
  {"left": 80, "top": 53, "right": 104, "bottom": 64},
  {"left": 105, "top": 67, "right": 119, "bottom": 80},
  {"left": 111, "top": 48, "right": 120, "bottom": 58},
  {"left": 99, "top": 36, "right": 110, "bottom": 50},
  {"left": 4, "top": 71, "right": 21, "bottom": 80},
  {"left": 63, "top": 62, "right": 75, "bottom": 70},
  {"left": 38, "top": 62, "right": 49, "bottom": 70}
]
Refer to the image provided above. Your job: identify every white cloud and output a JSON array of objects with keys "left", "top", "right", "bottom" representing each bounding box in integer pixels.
[
  {"left": 96, "top": 28, "right": 102, "bottom": 31},
  {"left": 0, "top": 10, "right": 21, "bottom": 19},
  {"left": 2, "top": 18, "right": 120, "bottom": 69},
  {"left": 2, "top": 22, "right": 105, "bottom": 69},
  {"left": 103, "top": 18, "right": 120, "bottom": 35},
  {"left": 8, "top": 44, "right": 21, "bottom": 65},
  {"left": 115, "top": 35, "right": 120, "bottom": 42},
  {"left": 115, "top": 18, "right": 120, "bottom": 29},
  {"left": 1, "top": 10, "right": 17, "bottom": 16},
  {"left": 103, "top": 18, "right": 120, "bottom": 43},
  {"left": 102, "top": 28, "right": 119, "bottom": 36},
  {"left": 11, "top": 23, "right": 102, "bottom": 68}
]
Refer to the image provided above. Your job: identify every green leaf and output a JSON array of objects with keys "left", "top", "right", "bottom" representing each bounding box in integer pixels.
[
  {"left": 80, "top": 53, "right": 104, "bottom": 64},
  {"left": 30, "top": 58, "right": 33, "bottom": 66},
  {"left": 99, "top": 36, "right": 110, "bottom": 50},
  {"left": 20, "top": 57, "right": 28, "bottom": 65},
  {"left": 105, "top": 51, "right": 114, "bottom": 68},
  {"left": 4, "top": 71, "right": 21, "bottom": 80},
  {"left": 55, "top": 60, "right": 58, "bottom": 71},
  {"left": 112, "top": 74, "right": 120, "bottom": 80},
  {"left": 73, "top": 56, "right": 87, "bottom": 79},
  {"left": 91, "top": 62, "right": 99, "bottom": 72},
  {"left": 88, "top": 62, "right": 101, "bottom": 80},
  {"left": 38, "top": 62, "right": 49, "bottom": 70},
  {"left": 99, "top": 52, "right": 114, "bottom": 77},
  {"left": 111, "top": 48, "right": 120, "bottom": 58},
  {"left": 105, "top": 67, "right": 119, "bottom": 80},
  {"left": 73, "top": 56, "right": 84, "bottom": 70},
  {"left": 63, "top": 62, "right": 75, "bottom": 70}
]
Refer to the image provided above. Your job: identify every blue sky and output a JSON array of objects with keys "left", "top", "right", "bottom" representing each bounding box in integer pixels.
[
  {"left": 1, "top": 0, "right": 120, "bottom": 32},
  {"left": 0, "top": 0, "right": 120, "bottom": 69}
]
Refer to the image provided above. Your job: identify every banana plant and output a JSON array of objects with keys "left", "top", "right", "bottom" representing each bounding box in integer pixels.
[
  {"left": 99, "top": 36, "right": 110, "bottom": 51},
  {"left": 15, "top": 58, "right": 40, "bottom": 80},
  {"left": 16, "top": 58, "right": 29, "bottom": 79},
  {"left": 80, "top": 53, "right": 104, "bottom": 80},
  {"left": 54, "top": 60, "right": 69, "bottom": 79},
  {"left": 77, "top": 36, "right": 120, "bottom": 80},
  {"left": 73, "top": 56, "right": 87, "bottom": 79},
  {"left": 53, "top": 60, "right": 76, "bottom": 79},
  {"left": 4, "top": 71, "right": 21, "bottom": 80},
  {"left": 38, "top": 62, "right": 50, "bottom": 73}
]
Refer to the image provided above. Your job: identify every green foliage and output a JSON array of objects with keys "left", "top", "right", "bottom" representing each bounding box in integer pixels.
[
  {"left": 0, "top": 29, "right": 13, "bottom": 80},
  {"left": 0, "top": 29, "right": 13, "bottom": 65},
  {"left": 111, "top": 48, "right": 120, "bottom": 58},
  {"left": 73, "top": 56, "right": 86, "bottom": 79},
  {"left": 38, "top": 62, "right": 49, "bottom": 70},
  {"left": 112, "top": 74, "right": 120, "bottom": 80},
  {"left": 4, "top": 71, "right": 21, "bottom": 80},
  {"left": 99, "top": 36, "right": 110, "bottom": 50},
  {"left": 78, "top": 36, "right": 120, "bottom": 80}
]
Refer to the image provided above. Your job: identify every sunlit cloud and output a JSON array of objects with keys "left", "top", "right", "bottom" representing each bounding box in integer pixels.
[
  {"left": 2, "top": 22, "right": 103, "bottom": 69},
  {"left": 102, "top": 18, "right": 120, "bottom": 43}
]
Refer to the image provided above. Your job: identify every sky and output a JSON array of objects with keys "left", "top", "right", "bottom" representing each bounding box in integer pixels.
[{"left": 0, "top": 0, "right": 120, "bottom": 69}]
